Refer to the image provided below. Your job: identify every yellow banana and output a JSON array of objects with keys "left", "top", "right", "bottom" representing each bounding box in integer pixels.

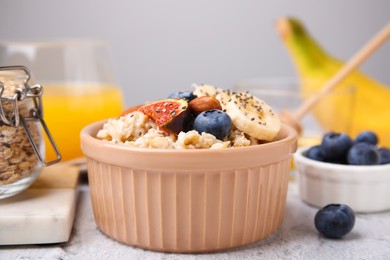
[{"left": 277, "top": 17, "right": 390, "bottom": 147}]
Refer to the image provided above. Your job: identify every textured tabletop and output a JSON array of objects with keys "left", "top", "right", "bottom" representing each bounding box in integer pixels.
[{"left": 1, "top": 181, "right": 390, "bottom": 260}]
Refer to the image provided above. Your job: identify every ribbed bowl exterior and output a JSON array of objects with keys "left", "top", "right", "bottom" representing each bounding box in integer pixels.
[{"left": 81, "top": 121, "right": 297, "bottom": 253}]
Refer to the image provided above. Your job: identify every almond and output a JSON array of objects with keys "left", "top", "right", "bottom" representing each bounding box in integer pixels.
[{"left": 189, "top": 96, "right": 222, "bottom": 115}]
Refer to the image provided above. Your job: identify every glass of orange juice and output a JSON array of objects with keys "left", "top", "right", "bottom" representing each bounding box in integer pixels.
[{"left": 0, "top": 40, "right": 124, "bottom": 161}]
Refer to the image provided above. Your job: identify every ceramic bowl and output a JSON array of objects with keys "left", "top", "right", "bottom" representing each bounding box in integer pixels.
[
  {"left": 81, "top": 121, "right": 297, "bottom": 253},
  {"left": 294, "top": 147, "right": 390, "bottom": 213}
]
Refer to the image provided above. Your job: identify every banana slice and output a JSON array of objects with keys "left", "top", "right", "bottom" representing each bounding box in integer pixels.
[
  {"left": 225, "top": 92, "right": 281, "bottom": 141},
  {"left": 193, "top": 84, "right": 222, "bottom": 97},
  {"left": 215, "top": 90, "right": 231, "bottom": 110}
]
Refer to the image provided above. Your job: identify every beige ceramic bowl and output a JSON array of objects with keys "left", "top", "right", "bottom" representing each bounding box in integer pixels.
[
  {"left": 81, "top": 121, "right": 297, "bottom": 253},
  {"left": 295, "top": 147, "right": 390, "bottom": 213}
]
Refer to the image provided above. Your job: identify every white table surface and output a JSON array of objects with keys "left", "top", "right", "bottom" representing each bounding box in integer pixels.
[{"left": 2, "top": 178, "right": 390, "bottom": 260}]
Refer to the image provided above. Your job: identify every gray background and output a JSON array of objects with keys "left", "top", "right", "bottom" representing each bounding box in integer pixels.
[{"left": 0, "top": 0, "right": 389, "bottom": 106}]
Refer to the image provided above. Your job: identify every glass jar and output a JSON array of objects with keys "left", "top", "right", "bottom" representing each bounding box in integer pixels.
[{"left": 0, "top": 66, "right": 60, "bottom": 199}]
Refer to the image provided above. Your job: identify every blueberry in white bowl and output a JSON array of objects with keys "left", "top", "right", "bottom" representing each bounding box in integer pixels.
[
  {"left": 304, "top": 130, "right": 389, "bottom": 166},
  {"left": 378, "top": 148, "right": 390, "bottom": 164},
  {"left": 320, "top": 132, "right": 353, "bottom": 161},
  {"left": 354, "top": 131, "right": 378, "bottom": 145},
  {"left": 305, "top": 145, "right": 325, "bottom": 162},
  {"left": 347, "top": 143, "right": 381, "bottom": 165}
]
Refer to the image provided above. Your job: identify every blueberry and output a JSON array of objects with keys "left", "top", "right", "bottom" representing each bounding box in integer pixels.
[
  {"left": 168, "top": 91, "right": 197, "bottom": 101},
  {"left": 325, "top": 156, "right": 348, "bottom": 165},
  {"left": 314, "top": 204, "right": 355, "bottom": 239},
  {"left": 347, "top": 143, "right": 381, "bottom": 165},
  {"left": 304, "top": 145, "right": 325, "bottom": 162},
  {"left": 321, "top": 132, "right": 353, "bottom": 160},
  {"left": 194, "top": 109, "right": 231, "bottom": 140},
  {"left": 354, "top": 131, "right": 378, "bottom": 145},
  {"left": 378, "top": 148, "right": 390, "bottom": 164}
]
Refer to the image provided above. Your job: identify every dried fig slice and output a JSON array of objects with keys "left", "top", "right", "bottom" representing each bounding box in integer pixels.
[{"left": 137, "top": 98, "right": 190, "bottom": 134}]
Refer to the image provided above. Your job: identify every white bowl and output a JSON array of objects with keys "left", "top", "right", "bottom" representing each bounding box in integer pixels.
[{"left": 294, "top": 147, "right": 390, "bottom": 213}]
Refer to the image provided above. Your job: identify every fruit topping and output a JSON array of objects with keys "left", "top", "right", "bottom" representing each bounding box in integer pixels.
[
  {"left": 103, "top": 85, "right": 285, "bottom": 148},
  {"left": 304, "top": 130, "right": 389, "bottom": 165},
  {"left": 224, "top": 91, "right": 281, "bottom": 141},
  {"left": 193, "top": 84, "right": 222, "bottom": 98},
  {"left": 137, "top": 98, "right": 190, "bottom": 135},
  {"left": 320, "top": 132, "right": 353, "bottom": 160},
  {"left": 314, "top": 204, "right": 355, "bottom": 239},
  {"left": 189, "top": 96, "right": 222, "bottom": 115},
  {"left": 168, "top": 91, "right": 197, "bottom": 101},
  {"left": 378, "top": 148, "right": 390, "bottom": 164},
  {"left": 305, "top": 145, "right": 325, "bottom": 162},
  {"left": 347, "top": 143, "right": 381, "bottom": 165},
  {"left": 354, "top": 131, "right": 378, "bottom": 145},
  {"left": 193, "top": 109, "right": 232, "bottom": 140}
]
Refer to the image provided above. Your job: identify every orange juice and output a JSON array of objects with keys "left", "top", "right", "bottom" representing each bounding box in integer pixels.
[{"left": 42, "top": 83, "right": 124, "bottom": 161}]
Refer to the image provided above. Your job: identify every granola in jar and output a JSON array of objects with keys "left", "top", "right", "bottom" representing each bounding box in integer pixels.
[
  {"left": 0, "top": 99, "right": 41, "bottom": 185},
  {"left": 0, "top": 66, "right": 60, "bottom": 199}
]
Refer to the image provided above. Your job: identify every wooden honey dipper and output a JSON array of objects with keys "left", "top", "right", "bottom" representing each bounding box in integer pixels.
[{"left": 280, "top": 21, "right": 390, "bottom": 135}]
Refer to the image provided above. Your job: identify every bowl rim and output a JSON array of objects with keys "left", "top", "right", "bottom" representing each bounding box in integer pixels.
[
  {"left": 81, "top": 120, "right": 298, "bottom": 171},
  {"left": 81, "top": 120, "right": 298, "bottom": 155},
  {"left": 294, "top": 146, "right": 390, "bottom": 171}
]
